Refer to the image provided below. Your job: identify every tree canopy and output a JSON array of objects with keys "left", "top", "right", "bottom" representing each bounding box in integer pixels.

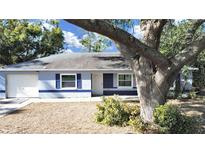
[
  {"left": 80, "top": 32, "right": 111, "bottom": 52},
  {"left": 80, "top": 20, "right": 137, "bottom": 52},
  {"left": 160, "top": 20, "right": 204, "bottom": 58},
  {"left": 0, "top": 19, "right": 64, "bottom": 65},
  {"left": 160, "top": 20, "right": 205, "bottom": 89}
]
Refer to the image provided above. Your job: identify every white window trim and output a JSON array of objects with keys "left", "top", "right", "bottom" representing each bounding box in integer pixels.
[
  {"left": 117, "top": 73, "right": 133, "bottom": 89},
  {"left": 60, "top": 73, "right": 77, "bottom": 89}
]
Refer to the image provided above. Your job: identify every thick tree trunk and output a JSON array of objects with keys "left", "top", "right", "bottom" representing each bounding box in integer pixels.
[
  {"left": 134, "top": 20, "right": 169, "bottom": 122},
  {"left": 131, "top": 57, "right": 169, "bottom": 122},
  {"left": 117, "top": 20, "right": 171, "bottom": 123}
]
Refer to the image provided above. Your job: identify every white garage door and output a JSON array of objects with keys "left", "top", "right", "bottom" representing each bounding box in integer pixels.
[{"left": 7, "top": 73, "right": 38, "bottom": 98}]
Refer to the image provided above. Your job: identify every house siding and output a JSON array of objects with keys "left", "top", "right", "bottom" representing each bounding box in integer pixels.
[
  {"left": 103, "top": 73, "right": 138, "bottom": 96},
  {"left": 38, "top": 71, "right": 91, "bottom": 98},
  {"left": 113, "top": 73, "right": 117, "bottom": 88},
  {"left": 92, "top": 72, "right": 103, "bottom": 95},
  {"left": 180, "top": 71, "right": 193, "bottom": 91},
  {"left": 0, "top": 72, "right": 6, "bottom": 98},
  {"left": 0, "top": 69, "right": 194, "bottom": 99}
]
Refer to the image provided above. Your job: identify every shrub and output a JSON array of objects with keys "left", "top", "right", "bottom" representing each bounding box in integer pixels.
[
  {"left": 95, "top": 95, "right": 140, "bottom": 126},
  {"left": 188, "top": 91, "right": 197, "bottom": 99},
  {"left": 96, "top": 96, "right": 201, "bottom": 134},
  {"left": 154, "top": 104, "right": 200, "bottom": 134},
  {"left": 128, "top": 117, "right": 150, "bottom": 133},
  {"left": 95, "top": 96, "right": 129, "bottom": 126},
  {"left": 123, "top": 103, "right": 140, "bottom": 119},
  {"left": 128, "top": 116, "right": 164, "bottom": 134}
]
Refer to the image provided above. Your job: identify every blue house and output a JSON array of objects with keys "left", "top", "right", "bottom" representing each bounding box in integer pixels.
[{"left": 0, "top": 52, "right": 195, "bottom": 98}]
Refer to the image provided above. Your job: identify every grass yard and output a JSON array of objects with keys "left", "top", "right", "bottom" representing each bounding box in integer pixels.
[
  {"left": 0, "top": 98, "right": 204, "bottom": 134},
  {"left": 169, "top": 98, "right": 205, "bottom": 130},
  {"left": 0, "top": 102, "right": 134, "bottom": 134}
]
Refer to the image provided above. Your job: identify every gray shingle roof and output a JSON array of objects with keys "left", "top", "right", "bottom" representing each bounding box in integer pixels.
[{"left": 2, "top": 52, "right": 131, "bottom": 71}]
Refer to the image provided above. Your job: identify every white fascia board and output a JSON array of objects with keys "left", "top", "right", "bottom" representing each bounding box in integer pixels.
[
  {"left": 0, "top": 69, "right": 133, "bottom": 72},
  {"left": 187, "top": 67, "right": 199, "bottom": 71}
]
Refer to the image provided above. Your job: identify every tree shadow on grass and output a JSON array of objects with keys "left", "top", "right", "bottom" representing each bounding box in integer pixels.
[{"left": 176, "top": 99, "right": 205, "bottom": 133}]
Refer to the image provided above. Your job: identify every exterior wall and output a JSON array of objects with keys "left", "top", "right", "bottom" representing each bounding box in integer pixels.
[
  {"left": 92, "top": 72, "right": 103, "bottom": 96},
  {"left": 180, "top": 71, "right": 193, "bottom": 91},
  {"left": 103, "top": 73, "right": 138, "bottom": 96},
  {"left": 0, "top": 72, "right": 6, "bottom": 98},
  {"left": 38, "top": 71, "right": 91, "bottom": 98},
  {"left": 102, "top": 71, "right": 193, "bottom": 96},
  {"left": 0, "top": 70, "right": 194, "bottom": 99}
]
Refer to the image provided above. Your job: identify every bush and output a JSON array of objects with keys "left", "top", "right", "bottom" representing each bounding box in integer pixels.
[
  {"left": 95, "top": 96, "right": 201, "bottom": 134},
  {"left": 95, "top": 96, "right": 129, "bottom": 126},
  {"left": 188, "top": 91, "right": 197, "bottom": 99},
  {"left": 95, "top": 95, "right": 140, "bottom": 126},
  {"left": 154, "top": 104, "right": 200, "bottom": 134},
  {"left": 123, "top": 103, "right": 140, "bottom": 119},
  {"left": 128, "top": 117, "right": 150, "bottom": 133}
]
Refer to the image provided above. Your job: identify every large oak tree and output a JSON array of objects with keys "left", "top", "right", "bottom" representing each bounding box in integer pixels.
[{"left": 65, "top": 19, "right": 205, "bottom": 122}]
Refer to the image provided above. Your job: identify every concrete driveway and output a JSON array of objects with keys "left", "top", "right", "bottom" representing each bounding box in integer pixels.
[{"left": 0, "top": 98, "right": 32, "bottom": 117}]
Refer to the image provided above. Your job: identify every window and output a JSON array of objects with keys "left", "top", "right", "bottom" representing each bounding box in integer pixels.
[
  {"left": 61, "top": 74, "right": 77, "bottom": 89},
  {"left": 118, "top": 74, "right": 132, "bottom": 88}
]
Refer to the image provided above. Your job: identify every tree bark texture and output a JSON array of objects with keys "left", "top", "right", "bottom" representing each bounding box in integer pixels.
[{"left": 133, "top": 20, "right": 168, "bottom": 122}]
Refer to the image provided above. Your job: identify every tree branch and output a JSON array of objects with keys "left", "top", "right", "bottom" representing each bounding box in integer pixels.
[
  {"left": 170, "top": 20, "right": 205, "bottom": 71},
  {"left": 141, "top": 19, "right": 167, "bottom": 50},
  {"left": 65, "top": 19, "right": 170, "bottom": 68},
  {"left": 184, "top": 19, "right": 205, "bottom": 45},
  {"left": 171, "top": 33, "right": 205, "bottom": 70}
]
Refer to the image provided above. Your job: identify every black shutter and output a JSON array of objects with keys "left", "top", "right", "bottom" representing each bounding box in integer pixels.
[
  {"left": 77, "top": 74, "right": 82, "bottom": 89},
  {"left": 56, "top": 74, "right": 60, "bottom": 89}
]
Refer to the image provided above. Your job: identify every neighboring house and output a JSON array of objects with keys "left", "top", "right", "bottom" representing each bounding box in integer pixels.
[{"left": 0, "top": 52, "right": 196, "bottom": 98}]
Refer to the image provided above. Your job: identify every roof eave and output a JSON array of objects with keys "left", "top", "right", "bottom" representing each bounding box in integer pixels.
[{"left": 0, "top": 68, "right": 133, "bottom": 72}]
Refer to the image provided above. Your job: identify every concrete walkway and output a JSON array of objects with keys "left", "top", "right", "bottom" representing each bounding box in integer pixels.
[
  {"left": 0, "top": 98, "right": 32, "bottom": 117},
  {"left": 29, "top": 96, "right": 139, "bottom": 103}
]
